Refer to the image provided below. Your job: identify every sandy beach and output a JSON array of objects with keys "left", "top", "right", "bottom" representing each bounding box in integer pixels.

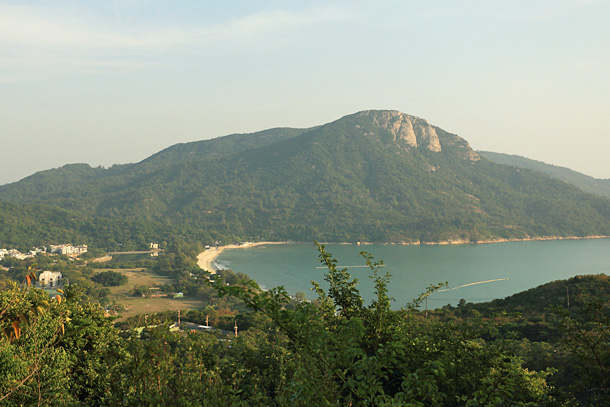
[{"left": 196, "top": 242, "right": 288, "bottom": 273}]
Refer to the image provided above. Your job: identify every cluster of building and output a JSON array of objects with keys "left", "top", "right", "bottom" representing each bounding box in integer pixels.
[
  {"left": 0, "top": 244, "right": 88, "bottom": 261},
  {"left": 0, "top": 247, "right": 46, "bottom": 260},
  {"left": 49, "top": 244, "right": 88, "bottom": 256},
  {"left": 0, "top": 248, "right": 65, "bottom": 288}
]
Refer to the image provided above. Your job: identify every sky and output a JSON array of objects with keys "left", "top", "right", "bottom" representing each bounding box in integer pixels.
[{"left": 1, "top": 0, "right": 609, "bottom": 185}]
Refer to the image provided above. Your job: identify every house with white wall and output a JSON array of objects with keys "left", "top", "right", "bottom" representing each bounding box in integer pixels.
[{"left": 39, "top": 271, "right": 63, "bottom": 288}]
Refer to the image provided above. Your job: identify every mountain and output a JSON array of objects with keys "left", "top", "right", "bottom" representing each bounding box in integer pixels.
[
  {"left": 479, "top": 151, "right": 610, "bottom": 199},
  {"left": 2, "top": 110, "right": 610, "bottom": 246}
]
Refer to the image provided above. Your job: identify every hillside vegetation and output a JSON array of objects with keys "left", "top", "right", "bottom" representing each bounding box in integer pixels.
[
  {"left": 2, "top": 110, "right": 610, "bottom": 247},
  {"left": 3, "top": 245, "right": 610, "bottom": 405},
  {"left": 480, "top": 151, "right": 610, "bottom": 199}
]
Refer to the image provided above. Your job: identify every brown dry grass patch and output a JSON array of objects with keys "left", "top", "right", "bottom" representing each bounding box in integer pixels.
[
  {"left": 115, "top": 297, "right": 207, "bottom": 320},
  {"left": 92, "top": 268, "right": 206, "bottom": 321}
]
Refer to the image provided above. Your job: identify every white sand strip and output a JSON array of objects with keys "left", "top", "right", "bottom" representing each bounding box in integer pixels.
[{"left": 196, "top": 242, "right": 288, "bottom": 274}]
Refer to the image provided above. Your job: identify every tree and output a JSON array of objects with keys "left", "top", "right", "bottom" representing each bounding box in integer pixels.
[
  {"left": 1, "top": 274, "right": 123, "bottom": 406},
  {"left": 557, "top": 301, "right": 610, "bottom": 405},
  {"left": 210, "top": 243, "right": 556, "bottom": 406},
  {"left": 0, "top": 275, "right": 71, "bottom": 405}
]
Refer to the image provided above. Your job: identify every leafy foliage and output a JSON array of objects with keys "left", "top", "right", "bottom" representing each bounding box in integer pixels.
[
  {"left": 210, "top": 243, "right": 556, "bottom": 406},
  {"left": 5, "top": 244, "right": 610, "bottom": 405},
  {"left": 0, "top": 275, "right": 120, "bottom": 406}
]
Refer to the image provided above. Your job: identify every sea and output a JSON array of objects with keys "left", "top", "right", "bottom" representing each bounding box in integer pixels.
[{"left": 214, "top": 239, "right": 610, "bottom": 309}]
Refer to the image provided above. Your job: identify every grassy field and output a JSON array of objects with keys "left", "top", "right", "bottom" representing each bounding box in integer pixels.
[
  {"left": 93, "top": 268, "right": 207, "bottom": 320},
  {"left": 104, "top": 268, "right": 172, "bottom": 296},
  {"left": 113, "top": 297, "right": 207, "bottom": 320}
]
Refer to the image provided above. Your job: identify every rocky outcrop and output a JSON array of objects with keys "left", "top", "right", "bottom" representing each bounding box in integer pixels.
[{"left": 359, "top": 110, "right": 442, "bottom": 152}]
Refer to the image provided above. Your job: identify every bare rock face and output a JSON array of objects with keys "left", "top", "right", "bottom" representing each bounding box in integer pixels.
[
  {"left": 359, "top": 110, "right": 442, "bottom": 152},
  {"left": 464, "top": 149, "right": 481, "bottom": 161}
]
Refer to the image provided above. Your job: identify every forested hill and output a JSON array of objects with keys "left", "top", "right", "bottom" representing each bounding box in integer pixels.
[
  {"left": 480, "top": 151, "right": 610, "bottom": 199},
  {"left": 142, "top": 127, "right": 311, "bottom": 166},
  {"left": 2, "top": 109, "right": 610, "bottom": 246},
  {"left": 0, "top": 202, "right": 189, "bottom": 250}
]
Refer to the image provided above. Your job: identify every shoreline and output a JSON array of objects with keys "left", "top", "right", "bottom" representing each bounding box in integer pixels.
[
  {"left": 196, "top": 241, "right": 288, "bottom": 273},
  {"left": 317, "top": 234, "right": 610, "bottom": 247},
  {"left": 367, "top": 234, "right": 610, "bottom": 246},
  {"left": 196, "top": 235, "right": 609, "bottom": 273}
]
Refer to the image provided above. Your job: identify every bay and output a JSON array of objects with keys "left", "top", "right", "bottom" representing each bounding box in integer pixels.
[{"left": 216, "top": 239, "right": 610, "bottom": 309}]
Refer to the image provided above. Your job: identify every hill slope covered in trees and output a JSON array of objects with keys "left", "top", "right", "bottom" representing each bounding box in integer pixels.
[
  {"left": 480, "top": 151, "right": 610, "bottom": 199},
  {"left": 2, "top": 110, "right": 610, "bottom": 246}
]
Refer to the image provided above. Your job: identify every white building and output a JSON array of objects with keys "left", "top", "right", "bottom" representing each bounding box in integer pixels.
[
  {"left": 28, "top": 247, "right": 45, "bottom": 257},
  {"left": 39, "top": 271, "right": 63, "bottom": 288},
  {"left": 50, "top": 244, "right": 88, "bottom": 256},
  {"left": 7, "top": 249, "right": 27, "bottom": 260}
]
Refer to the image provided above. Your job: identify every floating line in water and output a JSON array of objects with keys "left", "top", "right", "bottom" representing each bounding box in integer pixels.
[
  {"left": 437, "top": 278, "right": 509, "bottom": 292},
  {"left": 315, "top": 265, "right": 375, "bottom": 269}
]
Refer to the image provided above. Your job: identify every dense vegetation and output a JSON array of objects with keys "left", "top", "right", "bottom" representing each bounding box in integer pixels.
[
  {"left": 91, "top": 270, "right": 128, "bottom": 287},
  {"left": 2, "top": 244, "right": 610, "bottom": 405},
  {"left": 480, "top": 151, "right": 610, "bottom": 199},
  {"left": 2, "top": 111, "right": 610, "bottom": 249},
  {"left": 0, "top": 201, "right": 190, "bottom": 251}
]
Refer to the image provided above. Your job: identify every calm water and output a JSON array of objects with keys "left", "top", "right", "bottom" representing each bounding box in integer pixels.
[{"left": 216, "top": 239, "right": 610, "bottom": 309}]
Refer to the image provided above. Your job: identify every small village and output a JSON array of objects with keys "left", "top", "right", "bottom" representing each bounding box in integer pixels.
[
  {"left": 0, "top": 244, "right": 86, "bottom": 290},
  {"left": 0, "top": 244, "right": 88, "bottom": 261}
]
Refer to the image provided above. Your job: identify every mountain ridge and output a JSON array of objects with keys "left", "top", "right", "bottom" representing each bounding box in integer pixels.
[
  {"left": 480, "top": 151, "right": 610, "bottom": 198},
  {"left": 1, "top": 110, "right": 610, "bottom": 247}
]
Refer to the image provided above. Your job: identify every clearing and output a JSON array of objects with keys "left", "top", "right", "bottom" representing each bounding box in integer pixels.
[{"left": 92, "top": 268, "right": 207, "bottom": 321}]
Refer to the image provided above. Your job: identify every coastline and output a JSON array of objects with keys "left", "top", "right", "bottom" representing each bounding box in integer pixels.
[
  {"left": 196, "top": 241, "right": 288, "bottom": 273},
  {"left": 320, "top": 234, "right": 610, "bottom": 246},
  {"left": 197, "top": 235, "right": 610, "bottom": 272},
  {"left": 382, "top": 234, "right": 610, "bottom": 246}
]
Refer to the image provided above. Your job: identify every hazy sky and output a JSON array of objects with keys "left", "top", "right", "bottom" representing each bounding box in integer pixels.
[{"left": 2, "top": 0, "right": 609, "bottom": 185}]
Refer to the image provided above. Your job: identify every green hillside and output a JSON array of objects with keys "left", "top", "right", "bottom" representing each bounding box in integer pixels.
[
  {"left": 469, "top": 273, "right": 610, "bottom": 317},
  {"left": 480, "top": 151, "right": 610, "bottom": 198},
  {"left": 2, "top": 110, "right": 610, "bottom": 246},
  {"left": 0, "top": 202, "right": 194, "bottom": 250}
]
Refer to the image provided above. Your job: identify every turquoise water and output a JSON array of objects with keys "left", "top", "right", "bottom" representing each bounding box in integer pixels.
[{"left": 216, "top": 239, "right": 610, "bottom": 309}]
